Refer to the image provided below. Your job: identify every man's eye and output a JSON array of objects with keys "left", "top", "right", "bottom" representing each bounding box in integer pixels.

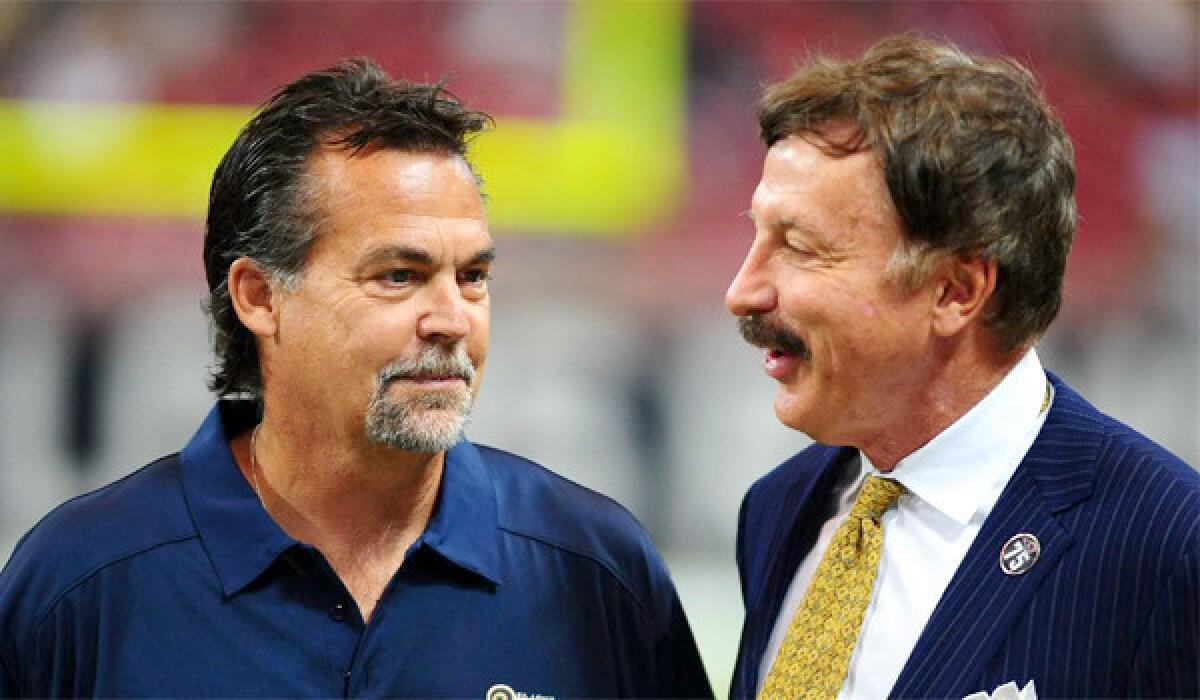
[
  {"left": 459, "top": 269, "right": 491, "bottom": 285},
  {"left": 783, "top": 235, "right": 819, "bottom": 259},
  {"left": 383, "top": 270, "right": 414, "bottom": 284}
]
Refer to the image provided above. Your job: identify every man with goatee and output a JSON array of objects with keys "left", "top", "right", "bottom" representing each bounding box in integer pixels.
[{"left": 0, "top": 59, "right": 712, "bottom": 699}]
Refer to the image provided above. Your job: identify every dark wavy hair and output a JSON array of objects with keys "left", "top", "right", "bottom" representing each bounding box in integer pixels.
[
  {"left": 203, "top": 58, "right": 491, "bottom": 398},
  {"left": 759, "top": 34, "right": 1076, "bottom": 353}
]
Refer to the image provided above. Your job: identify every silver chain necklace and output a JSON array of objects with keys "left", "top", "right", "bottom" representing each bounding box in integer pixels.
[{"left": 249, "top": 424, "right": 264, "bottom": 502}]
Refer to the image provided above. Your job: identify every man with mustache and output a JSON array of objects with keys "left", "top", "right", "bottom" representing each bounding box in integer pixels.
[
  {"left": 726, "top": 35, "right": 1199, "bottom": 699},
  {"left": 0, "top": 60, "right": 712, "bottom": 698}
]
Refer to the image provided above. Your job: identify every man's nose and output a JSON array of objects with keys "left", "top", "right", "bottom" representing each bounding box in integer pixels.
[
  {"left": 725, "top": 245, "right": 776, "bottom": 317},
  {"left": 416, "top": 277, "right": 471, "bottom": 344}
]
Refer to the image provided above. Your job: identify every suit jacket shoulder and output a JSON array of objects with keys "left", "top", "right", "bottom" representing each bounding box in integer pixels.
[{"left": 892, "top": 374, "right": 1200, "bottom": 698}]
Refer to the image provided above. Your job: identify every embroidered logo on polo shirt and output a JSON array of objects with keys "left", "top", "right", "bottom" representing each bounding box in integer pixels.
[{"left": 486, "top": 683, "right": 555, "bottom": 700}]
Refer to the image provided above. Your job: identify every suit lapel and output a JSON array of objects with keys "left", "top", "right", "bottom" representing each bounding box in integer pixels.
[
  {"left": 738, "top": 445, "right": 852, "bottom": 696},
  {"left": 750, "top": 446, "right": 850, "bottom": 608},
  {"left": 890, "top": 376, "right": 1103, "bottom": 699}
]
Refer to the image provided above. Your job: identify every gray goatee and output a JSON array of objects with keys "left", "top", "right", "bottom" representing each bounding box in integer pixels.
[{"left": 365, "top": 344, "right": 476, "bottom": 453}]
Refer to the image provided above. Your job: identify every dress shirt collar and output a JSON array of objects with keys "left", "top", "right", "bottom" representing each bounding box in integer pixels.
[
  {"left": 180, "top": 400, "right": 501, "bottom": 597},
  {"left": 861, "top": 349, "right": 1049, "bottom": 526}
]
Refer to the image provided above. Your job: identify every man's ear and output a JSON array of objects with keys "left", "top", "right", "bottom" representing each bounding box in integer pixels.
[
  {"left": 931, "top": 254, "right": 997, "bottom": 338},
  {"left": 228, "top": 257, "right": 280, "bottom": 339}
]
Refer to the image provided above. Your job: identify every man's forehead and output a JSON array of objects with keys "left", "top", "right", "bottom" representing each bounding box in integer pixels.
[
  {"left": 750, "top": 134, "right": 900, "bottom": 242},
  {"left": 296, "top": 144, "right": 490, "bottom": 264},
  {"left": 309, "top": 145, "right": 474, "bottom": 186},
  {"left": 765, "top": 133, "right": 876, "bottom": 178},
  {"left": 304, "top": 147, "right": 484, "bottom": 221},
  {"left": 346, "top": 214, "right": 492, "bottom": 251}
]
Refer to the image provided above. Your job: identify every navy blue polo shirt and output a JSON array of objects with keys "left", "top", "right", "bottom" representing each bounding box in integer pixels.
[{"left": 0, "top": 401, "right": 712, "bottom": 698}]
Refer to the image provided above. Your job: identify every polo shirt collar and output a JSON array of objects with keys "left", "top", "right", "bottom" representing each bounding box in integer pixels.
[
  {"left": 180, "top": 401, "right": 296, "bottom": 597},
  {"left": 863, "top": 349, "right": 1049, "bottom": 526},
  {"left": 419, "top": 440, "right": 502, "bottom": 586},
  {"left": 181, "top": 400, "right": 502, "bottom": 597}
]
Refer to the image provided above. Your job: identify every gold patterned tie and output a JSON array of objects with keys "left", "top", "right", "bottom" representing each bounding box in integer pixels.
[{"left": 760, "top": 475, "right": 907, "bottom": 699}]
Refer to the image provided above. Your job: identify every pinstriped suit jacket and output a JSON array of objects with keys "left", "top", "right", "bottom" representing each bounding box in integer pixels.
[{"left": 731, "top": 374, "right": 1200, "bottom": 699}]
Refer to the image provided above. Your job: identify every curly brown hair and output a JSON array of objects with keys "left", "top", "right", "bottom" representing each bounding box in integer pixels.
[{"left": 759, "top": 34, "right": 1076, "bottom": 352}]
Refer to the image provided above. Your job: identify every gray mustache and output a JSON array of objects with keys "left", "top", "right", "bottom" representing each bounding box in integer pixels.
[
  {"left": 738, "top": 315, "right": 810, "bottom": 359},
  {"left": 378, "top": 346, "right": 475, "bottom": 385}
]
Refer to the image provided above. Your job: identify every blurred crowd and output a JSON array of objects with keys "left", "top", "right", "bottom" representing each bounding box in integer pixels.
[{"left": 0, "top": 1, "right": 1196, "bottom": 562}]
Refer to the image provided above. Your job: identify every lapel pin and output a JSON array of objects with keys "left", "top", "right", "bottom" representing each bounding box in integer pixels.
[{"left": 999, "top": 533, "right": 1041, "bottom": 575}]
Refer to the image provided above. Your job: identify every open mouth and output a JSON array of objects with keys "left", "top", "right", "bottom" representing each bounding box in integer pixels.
[
  {"left": 738, "top": 315, "right": 810, "bottom": 360},
  {"left": 763, "top": 348, "right": 804, "bottom": 379}
]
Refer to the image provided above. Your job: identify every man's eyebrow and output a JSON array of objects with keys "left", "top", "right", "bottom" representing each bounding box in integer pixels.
[
  {"left": 744, "top": 209, "right": 808, "bottom": 232},
  {"left": 466, "top": 247, "right": 496, "bottom": 266},
  {"left": 358, "top": 245, "right": 496, "bottom": 269},
  {"left": 359, "top": 245, "right": 434, "bottom": 268},
  {"left": 779, "top": 215, "right": 804, "bottom": 231}
]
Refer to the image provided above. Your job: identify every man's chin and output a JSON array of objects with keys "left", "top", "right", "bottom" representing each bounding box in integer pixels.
[
  {"left": 773, "top": 385, "right": 820, "bottom": 437},
  {"left": 364, "top": 395, "right": 471, "bottom": 453},
  {"left": 368, "top": 417, "right": 466, "bottom": 453}
]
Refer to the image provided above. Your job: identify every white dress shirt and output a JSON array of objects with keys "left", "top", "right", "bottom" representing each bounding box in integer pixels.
[{"left": 758, "top": 349, "right": 1053, "bottom": 699}]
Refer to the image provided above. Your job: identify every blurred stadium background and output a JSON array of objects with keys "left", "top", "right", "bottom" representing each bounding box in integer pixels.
[{"left": 0, "top": 1, "right": 1196, "bottom": 691}]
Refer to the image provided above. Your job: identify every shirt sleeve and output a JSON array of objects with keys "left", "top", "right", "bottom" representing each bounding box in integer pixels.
[
  {"left": 0, "top": 585, "right": 31, "bottom": 697},
  {"left": 0, "top": 551, "right": 27, "bottom": 697},
  {"left": 0, "top": 650, "right": 13, "bottom": 697},
  {"left": 652, "top": 586, "right": 715, "bottom": 699},
  {"left": 635, "top": 534, "right": 713, "bottom": 699}
]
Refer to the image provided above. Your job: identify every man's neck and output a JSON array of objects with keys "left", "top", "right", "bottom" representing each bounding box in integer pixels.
[
  {"left": 231, "top": 413, "right": 445, "bottom": 621},
  {"left": 860, "top": 344, "right": 1024, "bottom": 473}
]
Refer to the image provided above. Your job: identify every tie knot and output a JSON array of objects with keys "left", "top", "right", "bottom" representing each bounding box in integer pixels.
[{"left": 851, "top": 475, "right": 905, "bottom": 521}]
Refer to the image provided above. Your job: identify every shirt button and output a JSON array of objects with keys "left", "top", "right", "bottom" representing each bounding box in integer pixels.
[{"left": 329, "top": 602, "right": 348, "bottom": 622}]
